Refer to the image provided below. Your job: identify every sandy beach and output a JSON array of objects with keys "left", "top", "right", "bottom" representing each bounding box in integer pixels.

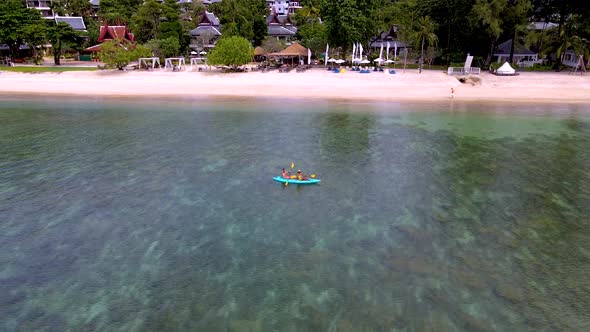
[{"left": 1, "top": 68, "right": 589, "bottom": 104}]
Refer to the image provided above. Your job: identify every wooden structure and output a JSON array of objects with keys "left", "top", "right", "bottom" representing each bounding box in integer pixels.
[
  {"left": 84, "top": 20, "right": 135, "bottom": 53},
  {"left": 269, "top": 43, "right": 310, "bottom": 65}
]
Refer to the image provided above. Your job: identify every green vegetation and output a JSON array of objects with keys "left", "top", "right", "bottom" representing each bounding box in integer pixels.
[
  {"left": 98, "top": 40, "right": 151, "bottom": 70},
  {"left": 207, "top": 36, "right": 253, "bottom": 70},
  {"left": 0, "top": 66, "right": 97, "bottom": 72}
]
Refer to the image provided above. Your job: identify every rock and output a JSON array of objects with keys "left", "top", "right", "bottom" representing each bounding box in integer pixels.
[
  {"left": 385, "top": 254, "right": 439, "bottom": 276},
  {"left": 451, "top": 268, "right": 487, "bottom": 290},
  {"left": 494, "top": 283, "right": 525, "bottom": 303},
  {"left": 229, "top": 320, "right": 262, "bottom": 332},
  {"left": 396, "top": 225, "right": 434, "bottom": 243},
  {"left": 456, "top": 312, "right": 491, "bottom": 332}
]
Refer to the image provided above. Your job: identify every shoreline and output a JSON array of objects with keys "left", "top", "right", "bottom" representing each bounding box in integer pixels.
[{"left": 1, "top": 69, "right": 590, "bottom": 106}]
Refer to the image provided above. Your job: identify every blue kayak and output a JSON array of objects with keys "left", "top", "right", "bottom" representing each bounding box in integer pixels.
[{"left": 273, "top": 176, "right": 320, "bottom": 184}]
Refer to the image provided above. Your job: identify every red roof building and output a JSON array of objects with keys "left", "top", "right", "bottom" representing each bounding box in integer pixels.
[{"left": 84, "top": 20, "right": 135, "bottom": 53}]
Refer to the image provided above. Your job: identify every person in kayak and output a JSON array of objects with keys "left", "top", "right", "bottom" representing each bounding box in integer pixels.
[
  {"left": 296, "top": 170, "right": 309, "bottom": 181},
  {"left": 282, "top": 168, "right": 290, "bottom": 179}
]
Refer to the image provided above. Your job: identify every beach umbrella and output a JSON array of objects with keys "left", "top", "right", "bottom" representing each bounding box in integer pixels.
[
  {"left": 200, "top": 51, "right": 207, "bottom": 55},
  {"left": 335, "top": 59, "right": 345, "bottom": 64},
  {"left": 190, "top": 51, "right": 197, "bottom": 55},
  {"left": 327, "top": 58, "right": 336, "bottom": 63},
  {"left": 373, "top": 58, "right": 384, "bottom": 63},
  {"left": 360, "top": 59, "right": 370, "bottom": 64},
  {"left": 385, "top": 60, "right": 395, "bottom": 64}
]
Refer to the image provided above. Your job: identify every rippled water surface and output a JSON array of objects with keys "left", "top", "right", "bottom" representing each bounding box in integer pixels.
[{"left": 1, "top": 98, "right": 590, "bottom": 331}]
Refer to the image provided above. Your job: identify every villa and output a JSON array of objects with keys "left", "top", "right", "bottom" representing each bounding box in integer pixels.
[
  {"left": 84, "top": 20, "right": 135, "bottom": 54},
  {"left": 189, "top": 11, "right": 222, "bottom": 51},
  {"left": 267, "top": 13, "right": 297, "bottom": 42},
  {"left": 267, "top": 0, "right": 302, "bottom": 15}
]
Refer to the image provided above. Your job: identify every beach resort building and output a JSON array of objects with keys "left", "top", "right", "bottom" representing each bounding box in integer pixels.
[
  {"left": 267, "top": 0, "right": 302, "bottom": 15},
  {"left": 25, "top": 0, "right": 54, "bottom": 18},
  {"left": 266, "top": 13, "right": 297, "bottom": 42},
  {"left": 54, "top": 17, "right": 87, "bottom": 31},
  {"left": 84, "top": 20, "right": 135, "bottom": 55},
  {"left": 370, "top": 25, "right": 409, "bottom": 55},
  {"left": 493, "top": 21, "right": 557, "bottom": 67},
  {"left": 189, "top": 11, "right": 221, "bottom": 51}
]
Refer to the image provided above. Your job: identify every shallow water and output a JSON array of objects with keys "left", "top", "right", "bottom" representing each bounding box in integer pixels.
[{"left": 1, "top": 98, "right": 590, "bottom": 331}]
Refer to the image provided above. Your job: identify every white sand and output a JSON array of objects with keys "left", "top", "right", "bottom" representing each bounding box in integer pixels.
[{"left": 1, "top": 68, "right": 590, "bottom": 104}]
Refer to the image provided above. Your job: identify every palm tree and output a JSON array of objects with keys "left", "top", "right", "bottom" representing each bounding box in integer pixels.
[{"left": 411, "top": 16, "right": 438, "bottom": 73}]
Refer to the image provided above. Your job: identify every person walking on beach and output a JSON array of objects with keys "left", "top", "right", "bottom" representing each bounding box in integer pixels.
[{"left": 450, "top": 87, "right": 455, "bottom": 99}]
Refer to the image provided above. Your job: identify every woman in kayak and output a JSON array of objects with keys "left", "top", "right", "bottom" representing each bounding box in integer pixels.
[
  {"left": 282, "top": 168, "right": 290, "bottom": 179},
  {"left": 296, "top": 170, "right": 309, "bottom": 181}
]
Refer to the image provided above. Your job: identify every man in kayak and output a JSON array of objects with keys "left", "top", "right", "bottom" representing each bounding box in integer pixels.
[
  {"left": 296, "top": 170, "right": 309, "bottom": 181},
  {"left": 282, "top": 169, "right": 290, "bottom": 179}
]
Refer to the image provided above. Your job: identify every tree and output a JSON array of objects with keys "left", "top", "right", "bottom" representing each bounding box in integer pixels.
[
  {"left": 47, "top": 22, "right": 84, "bottom": 65},
  {"left": 147, "top": 36, "right": 180, "bottom": 59},
  {"left": 98, "top": 0, "right": 143, "bottom": 22},
  {"left": 207, "top": 36, "right": 253, "bottom": 70},
  {"left": 0, "top": 0, "right": 46, "bottom": 59},
  {"left": 410, "top": 16, "right": 438, "bottom": 73},
  {"left": 320, "top": 0, "right": 376, "bottom": 49},
  {"left": 98, "top": 40, "right": 151, "bottom": 70},
  {"left": 131, "top": 0, "right": 162, "bottom": 43},
  {"left": 214, "top": 0, "right": 267, "bottom": 44},
  {"left": 19, "top": 21, "right": 48, "bottom": 65},
  {"left": 261, "top": 36, "right": 286, "bottom": 53}
]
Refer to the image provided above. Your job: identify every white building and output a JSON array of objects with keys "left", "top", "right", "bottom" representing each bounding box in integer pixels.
[
  {"left": 25, "top": 0, "right": 54, "bottom": 19},
  {"left": 267, "top": 0, "right": 301, "bottom": 15}
]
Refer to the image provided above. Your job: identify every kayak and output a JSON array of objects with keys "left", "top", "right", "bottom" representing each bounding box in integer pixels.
[{"left": 273, "top": 176, "right": 321, "bottom": 184}]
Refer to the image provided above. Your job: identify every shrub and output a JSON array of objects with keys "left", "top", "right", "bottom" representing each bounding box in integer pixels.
[
  {"left": 99, "top": 41, "right": 151, "bottom": 70},
  {"left": 207, "top": 36, "right": 253, "bottom": 70}
]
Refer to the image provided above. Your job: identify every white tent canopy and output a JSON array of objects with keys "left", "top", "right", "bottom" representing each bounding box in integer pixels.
[
  {"left": 139, "top": 57, "right": 161, "bottom": 70},
  {"left": 497, "top": 61, "right": 515, "bottom": 75},
  {"left": 165, "top": 57, "right": 186, "bottom": 71}
]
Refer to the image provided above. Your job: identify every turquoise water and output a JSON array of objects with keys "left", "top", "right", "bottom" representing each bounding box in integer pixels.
[{"left": 1, "top": 98, "right": 590, "bottom": 331}]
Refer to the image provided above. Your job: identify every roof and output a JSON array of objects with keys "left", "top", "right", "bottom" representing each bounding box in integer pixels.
[
  {"left": 98, "top": 21, "right": 135, "bottom": 43},
  {"left": 55, "top": 17, "right": 86, "bottom": 31},
  {"left": 494, "top": 39, "right": 536, "bottom": 55},
  {"left": 270, "top": 43, "right": 309, "bottom": 56},
  {"left": 254, "top": 46, "right": 267, "bottom": 56},
  {"left": 84, "top": 44, "right": 103, "bottom": 52},
  {"left": 199, "top": 11, "right": 220, "bottom": 26},
  {"left": 267, "top": 13, "right": 282, "bottom": 25},
  {"left": 528, "top": 22, "right": 558, "bottom": 31},
  {"left": 379, "top": 25, "right": 399, "bottom": 40},
  {"left": 369, "top": 40, "right": 408, "bottom": 48},
  {"left": 190, "top": 25, "right": 221, "bottom": 37},
  {"left": 268, "top": 25, "right": 296, "bottom": 36}
]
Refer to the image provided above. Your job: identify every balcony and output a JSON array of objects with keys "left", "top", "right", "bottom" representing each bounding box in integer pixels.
[{"left": 26, "top": 1, "right": 52, "bottom": 10}]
